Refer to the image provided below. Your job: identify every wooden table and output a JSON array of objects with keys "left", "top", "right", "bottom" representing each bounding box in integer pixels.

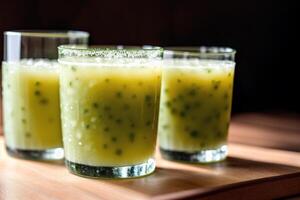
[
  {"left": 229, "top": 112, "right": 300, "bottom": 152},
  {"left": 1, "top": 114, "right": 300, "bottom": 200}
]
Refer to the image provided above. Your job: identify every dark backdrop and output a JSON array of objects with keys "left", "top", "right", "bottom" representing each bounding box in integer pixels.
[{"left": 0, "top": 0, "right": 294, "bottom": 114}]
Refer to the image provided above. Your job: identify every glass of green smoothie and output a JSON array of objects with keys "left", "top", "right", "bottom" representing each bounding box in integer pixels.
[
  {"left": 2, "top": 30, "right": 89, "bottom": 160},
  {"left": 158, "top": 47, "right": 236, "bottom": 163},
  {"left": 58, "top": 45, "right": 162, "bottom": 178}
]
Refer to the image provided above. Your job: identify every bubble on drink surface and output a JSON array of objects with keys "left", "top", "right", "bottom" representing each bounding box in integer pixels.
[
  {"left": 164, "top": 59, "right": 235, "bottom": 72},
  {"left": 20, "top": 59, "right": 60, "bottom": 71},
  {"left": 60, "top": 56, "right": 162, "bottom": 69}
]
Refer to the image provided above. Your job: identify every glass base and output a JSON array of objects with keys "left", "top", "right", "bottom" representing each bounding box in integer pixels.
[
  {"left": 6, "top": 146, "right": 64, "bottom": 161},
  {"left": 160, "top": 145, "right": 228, "bottom": 163},
  {"left": 65, "top": 158, "right": 155, "bottom": 179}
]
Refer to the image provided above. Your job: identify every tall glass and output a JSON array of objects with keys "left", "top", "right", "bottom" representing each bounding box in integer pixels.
[
  {"left": 2, "top": 31, "right": 89, "bottom": 160},
  {"left": 58, "top": 45, "right": 162, "bottom": 178},
  {"left": 158, "top": 47, "right": 236, "bottom": 163}
]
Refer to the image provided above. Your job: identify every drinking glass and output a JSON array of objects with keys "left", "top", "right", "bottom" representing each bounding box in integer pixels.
[
  {"left": 2, "top": 30, "right": 89, "bottom": 160},
  {"left": 158, "top": 47, "right": 236, "bottom": 163},
  {"left": 58, "top": 45, "right": 162, "bottom": 178}
]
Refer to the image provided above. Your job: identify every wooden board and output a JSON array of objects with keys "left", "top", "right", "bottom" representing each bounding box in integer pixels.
[{"left": 1, "top": 137, "right": 300, "bottom": 200}]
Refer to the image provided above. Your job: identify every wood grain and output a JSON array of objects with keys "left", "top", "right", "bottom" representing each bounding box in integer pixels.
[{"left": 1, "top": 136, "right": 300, "bottom": 200}]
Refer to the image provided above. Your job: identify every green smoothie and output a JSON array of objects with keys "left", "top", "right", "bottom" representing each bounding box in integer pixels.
[
  {"left": 158, "top": 60, "right": 235, "bottom": 152},
  {"left": 59, "top": 58, "right": 161, "bottom": 167},
  {"left": 2, "top": 60, "right": 62, "bottom": 150}
]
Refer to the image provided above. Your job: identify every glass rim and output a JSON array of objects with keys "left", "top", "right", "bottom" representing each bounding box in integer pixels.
[
  {"left": 4, "top": 30, "right": 89, "bottom": 38},
  {"left": 58, "top": 45, "right": 163, "bottom": 59},
  {"left": 165, "top": 46, "right": 236, "bottom": 57}
]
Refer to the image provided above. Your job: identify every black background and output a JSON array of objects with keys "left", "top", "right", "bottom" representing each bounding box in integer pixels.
[{"left": 0, "top": 0, "right": 294, "bottom": 114}]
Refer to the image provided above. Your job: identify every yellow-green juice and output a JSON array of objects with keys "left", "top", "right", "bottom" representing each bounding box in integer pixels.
[
  {"left": 59, "top": 59, "right": 161, "bottom": 168},
  {"left": 2, "top": 60, "right": 62, "bottom": 153},
  {"left": 158, "top": 60, "right": 235, "bottom": 162}
]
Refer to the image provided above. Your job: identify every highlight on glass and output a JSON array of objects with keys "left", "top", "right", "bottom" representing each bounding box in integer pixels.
[
  {"left": 2, "top": 30, "right": 89, "bottom": 160},
  {"left": 58, "top": 45, "right": 163, "bottom": 178},
  {"left": 158, "top": 47, "right": 236, "bottom": 163}
]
